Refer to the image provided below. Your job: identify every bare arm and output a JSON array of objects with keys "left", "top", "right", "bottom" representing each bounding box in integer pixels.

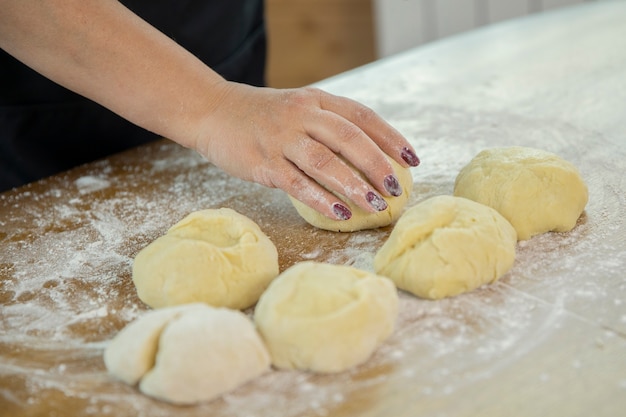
[
  {"left": 0, "top": 0, "right": 420, "bottom": 220},
  {"left": 0, "top": 0, "right": 224, "bottom": 146}
]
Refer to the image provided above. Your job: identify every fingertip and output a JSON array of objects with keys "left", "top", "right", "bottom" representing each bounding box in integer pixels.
[
  {"left": 332, "top": 203, "right": 352, "bottom": 220},
  {"left": 366, "top": 191, "right": 388, "bottom": 212},
  {"left": 383, "top": 175, "right": 402, "bottom": 197},
  {"left": 401, "top": 146, "right": 421, "bottom": 167}
]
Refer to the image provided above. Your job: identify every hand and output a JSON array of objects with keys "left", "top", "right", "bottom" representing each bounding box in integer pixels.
[
  {"left": 0, "top": 0, "right": 418, "bottom": 220},
  {"left": 193, "top": 82, "right": 421, "bottom": 220}
]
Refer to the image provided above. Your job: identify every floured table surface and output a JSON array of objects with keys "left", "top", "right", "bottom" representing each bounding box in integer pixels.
[{"left": 1, "top": 2, "right": 626, "bottom": 416}]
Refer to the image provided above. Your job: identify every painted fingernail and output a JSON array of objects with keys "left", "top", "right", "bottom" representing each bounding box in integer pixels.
[
  {"left": 332, "top": 203, "right": 352, "bottom": 220},
  {"left": 401, "top": 147, "right": 420, "bottom": 167},
  {"left": 367, "top": 191, "right": 388, "bottom": 211},
  {"left": 384, "top": 175, "right": 402, "bottom": 197}
]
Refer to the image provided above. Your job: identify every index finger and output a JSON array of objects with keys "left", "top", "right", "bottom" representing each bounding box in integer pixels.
[{"left": 318, "top": 91, "right": 421, "bottom": 168}]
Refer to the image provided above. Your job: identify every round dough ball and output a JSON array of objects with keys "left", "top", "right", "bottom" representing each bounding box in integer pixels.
[
  {"left": 289, "top": 157, "right": 413, "bottom": 232},
  {"left": 104, "top": 303, "right": 271, "bottom": 405},
  {"left": 453, "top": 146, "right": 588, "bottom": 240},
  {"left": 374, "top": 195, "right": 517, "bottom": 300},
  {"left": 132, "top": 208, "right": 279, "bottom": 310},
  {"left": 254, "top": 261, "right": 398, "bottom": 373}
]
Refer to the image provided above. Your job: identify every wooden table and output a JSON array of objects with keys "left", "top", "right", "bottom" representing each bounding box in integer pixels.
[{"left": 1, "top": 1, "right": 625, "bottom": 416}]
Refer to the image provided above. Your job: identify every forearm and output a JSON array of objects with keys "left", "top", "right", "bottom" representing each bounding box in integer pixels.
[
  {"left": 0, "top": 0, "right": 421, "bottom": 221},
  {"left": 0, "top": 0, "right": 227, "bottom": 147}
]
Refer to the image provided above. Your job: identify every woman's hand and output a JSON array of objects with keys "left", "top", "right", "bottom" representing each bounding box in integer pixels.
[
  {"left": 0, "top": 0, "right": 419, "bottom": 220},
  {"left": 194, "top": 82, "right": 420, "bottom": 220}
]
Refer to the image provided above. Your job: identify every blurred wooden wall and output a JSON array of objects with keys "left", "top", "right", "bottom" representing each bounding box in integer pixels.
[
  {"left": 265, "top": 0, "right": 377, "bottom": 88},
  {"left": 264, "top": 0, "right": 597, "bottom": 88}
]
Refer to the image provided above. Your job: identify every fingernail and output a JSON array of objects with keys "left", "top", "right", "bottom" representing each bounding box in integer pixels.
[
  {"left": 401, "top": 147, "right": 420, "bottom": 167},
  {"left": 332, "top": 203, "right": 352, "bottom": 220},
  {"left": 366, "top": 191, "right": 388, "bottom": 211},
  {"left": 384, "top": 175, "right": 402, "bottom": 197}
]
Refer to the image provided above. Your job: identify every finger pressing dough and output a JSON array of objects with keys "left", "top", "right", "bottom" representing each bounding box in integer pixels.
[
  {"left": 253, "top": 261, "right": 398, "bottom": 373},
  {"left": 453, "top": 146, "right": 588, "bottom": 240},
  {"left": 374, "top": 195, "right": 517, "bottom": 300},
  {"left": 289, "top": 156, "right": 413, "bottom": 232},
  {"left": 132, "top": 208, "right": 279, "bottom": 310},
  {"left": 104, "top": 303, "right": 270, "bottom": 405}
]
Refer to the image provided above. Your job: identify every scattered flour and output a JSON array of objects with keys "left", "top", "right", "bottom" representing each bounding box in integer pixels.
[{"left": 1, "top": 117, "right": 624, "bottom": 416}]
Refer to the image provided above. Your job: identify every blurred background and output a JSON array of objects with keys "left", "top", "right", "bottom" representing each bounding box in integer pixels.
[{"left": 265, "top": 0, "right": 603, "bottom": 88}]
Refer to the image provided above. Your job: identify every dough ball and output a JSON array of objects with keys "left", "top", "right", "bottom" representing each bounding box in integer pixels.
[
  {"left": 132, "top": 208, "right": 279, "bottom": 310},
  {"left": 453, "top": 146, "right": 588, "bottom": 240},
  {"left": 254, "top": 261, "right": 398, "bottom": 373},
  {"left": 104, "top": 303, "right": 271, "bottom": 405},
  {"left": 103, "top": 303, "right": 207, "bottom": 386},
  {"left": 374, "top": 195, "right": 517, "bottom": 300},
  {"left": 289, "top": 157, "right": 413, "bottom": 232}
]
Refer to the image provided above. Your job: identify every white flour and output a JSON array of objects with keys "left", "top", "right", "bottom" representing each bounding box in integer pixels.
[{"left": 1, "top": 114, "right": 625, "bottom": 416}]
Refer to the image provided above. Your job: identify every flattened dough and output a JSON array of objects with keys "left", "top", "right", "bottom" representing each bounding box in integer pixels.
[
  {"left": 104, "top": 303, "right": 270, "bottom": 405},
  {"left": 374, "top": 195, "right": 517, "bottom": 300},
  {"left": 254, "top": 261, "right": 398, "bottom": 373},
  {"left": 132, "top": 208, "right": 279, "bottom": 310},
  {"left": 453, "top": 146, "right": 588, "bottom": 240},
  {"left": 289, "top": 157, "right": 413, "bottom": 232}
]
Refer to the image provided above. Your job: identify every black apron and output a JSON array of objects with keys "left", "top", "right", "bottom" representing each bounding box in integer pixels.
[{"left": 0, "top": 0, "right": 266, "bottom": 192}]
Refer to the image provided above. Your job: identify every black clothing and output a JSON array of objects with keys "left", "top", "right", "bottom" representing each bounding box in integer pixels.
[{"left": 0, "top": 0, "right": 266, "bottom": 192}]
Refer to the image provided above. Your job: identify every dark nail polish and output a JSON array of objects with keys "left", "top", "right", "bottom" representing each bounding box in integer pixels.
[
  {"left": 332, "top": 203, "right": 352, "bottom": 220},
  {"left": 366, "top": 191, "right": 388, "bottom": 211},
  {"left": 384, "top": 175, "right": 402, "bottom": 197},
  {"left": 401, "top": 147, "right": 420, "bottom": 167}
]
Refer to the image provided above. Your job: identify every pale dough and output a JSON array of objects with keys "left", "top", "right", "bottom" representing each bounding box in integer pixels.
[
  {"left": 104, "top": 303, "right": 270, "bottom": 405},
  {"left": 453, "top": 146, "right": 588, "bottom": 240},
  {"left": 253, "top": 261, "right": 398, "bottom": 373},
  {"left": 103, "top": 303, "right": 207, "bottom": 386},
  {"left": 132, "top": 208, "right": 279, "bottom": 310},
  {"left": 289, "top": 157, "right": 413, "bottom": 232},
  {"left": 374, "top": 195, "right": 517, "bottom": 300}
]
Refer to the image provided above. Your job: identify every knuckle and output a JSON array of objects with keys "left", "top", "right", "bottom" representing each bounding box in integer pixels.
[
  {"left": 301, "top": 86, "right": 323, "bottom": 98},
  {"left": 284, "top": 87, "right": 321, "bottom": 108},
  {"left": 353, "top": 105, "right": 377, "bottom": 125},
  {"left": 310, "top": 150, "right": 336, "bottom": 171},
  {"left": 251, "top": 167, "right": 276, "bottom": 189},
  {"left": 337, "top": 122, "right": 364, "bottom": 144},
  {"left": 285, "top": 172, "right": 307, "bottom": 190},
  {"left": 251, "top": 157, "right": 286, "bottom": 188},
  {"left": 270, "top": 165, "right": 308, "bottom": 192}
]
